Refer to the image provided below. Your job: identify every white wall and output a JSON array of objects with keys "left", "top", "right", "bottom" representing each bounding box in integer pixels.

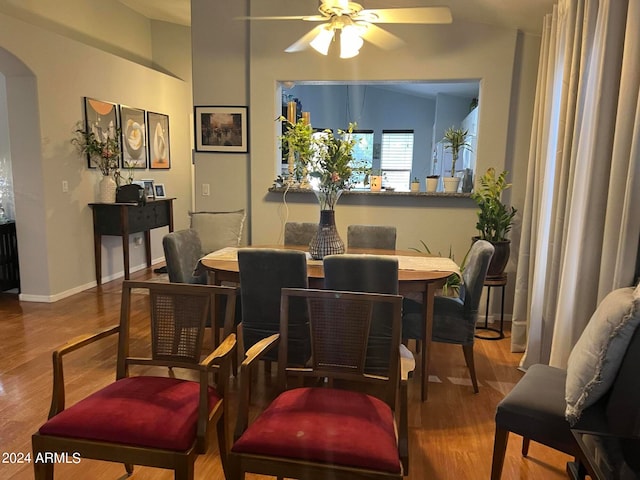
[
  {"left": 0, "top": 10, "right": 193, "bottom": 300},
  {"left": 0, "top": 0, "right": 154, "bottom": 66},
  {"left": 190, "top": 0, "right": 542, "bottom": 314},
  {"left": 249, "top": 1, "right": 516, "bottom": 258}
]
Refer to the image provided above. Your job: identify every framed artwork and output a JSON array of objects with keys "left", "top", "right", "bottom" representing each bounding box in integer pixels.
[
  {"left": 83, "top": 97, "right": 119, "bottom": 169},
  {"left": 147, "top": 112, "right": 171, "bottom": 169},
  {"left": 119, "top": 105, "right": 147, "bottom": 169},
  {"left": 141, "top": 179, "right": 155, "bottom": 199},
  {"left": 194, "top": 106, "right": 248, "bottom": 153},
  {"left": 154, "top": 183, "right": 166, "bottom": 198}
]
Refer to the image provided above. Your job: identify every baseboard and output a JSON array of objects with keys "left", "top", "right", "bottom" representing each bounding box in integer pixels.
[{"left": 18, "top": 256, "right": 166, "bottom": 303}]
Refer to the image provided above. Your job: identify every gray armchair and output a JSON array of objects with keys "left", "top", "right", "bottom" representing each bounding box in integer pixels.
[
  {"left": 402, "top": 239, "right": 494, "bottom": 392},
  {"left": 491, "top": 285, "right": 640, "bottom": 479},
  {"left": 162, "top": 229, "right": 207, "bottom": 284},
  {"left": 347, "top": 224, "right": 397, "bottom": 250}
]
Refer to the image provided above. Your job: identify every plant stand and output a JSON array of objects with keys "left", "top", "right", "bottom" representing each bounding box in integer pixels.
[{"left": 475, "top": 274, "right": 507, "bottom": 340}]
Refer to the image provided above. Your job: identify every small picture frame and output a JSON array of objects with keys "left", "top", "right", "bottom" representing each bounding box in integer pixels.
[
  {"left": 147, "top": 111, "right": 171, "bottom": 169},
  {"left": 154, "top": 183, "right": 166, "bottom": 198},
  {"left": 119, "top": 105, "right": 148, "bottom": 169},
  {"left": 141, "top": 179, "right": 155, "bottom": 199},
  {"left": 194, "top": 106, "right": 248, "bottom": 153}
]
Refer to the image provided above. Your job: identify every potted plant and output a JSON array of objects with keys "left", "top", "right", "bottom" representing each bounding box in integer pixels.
[
  {"left": 471, "top": 168, "right": 517, "bottom": 277},
  {"left": 72, "top": 122, "right": 122, "bottom": 203},
  {"left": 426, "top": 174, "right": 439, "bottom": 192},
  {"left": 278, "top": 115, "right": 314, "bottom": 186},
  {"left": 442, "top": 126, "right": 471, "bottom": 193},
  {"left": 410, "top": 177, "right": 420, "bottom": 192}
]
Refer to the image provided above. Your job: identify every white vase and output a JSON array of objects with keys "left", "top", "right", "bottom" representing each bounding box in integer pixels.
[
  {"left": 426, "top": 177, "right": 439, "bottom": 192},
  {"left": 98, "top": 175, "right": 117, "bottom": 203},
  {"left": 442, "top": 177, "right": 461, "bottom": 193}
]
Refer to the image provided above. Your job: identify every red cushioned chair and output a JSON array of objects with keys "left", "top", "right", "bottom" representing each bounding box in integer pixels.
[
  {"left": 31, "top": 280, "right": 238, "bottom": 480},
  {"left": 229, "top": 287, "right": 414, "bottom": 480}
]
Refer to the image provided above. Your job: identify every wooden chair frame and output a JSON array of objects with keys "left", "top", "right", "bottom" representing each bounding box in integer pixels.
[
  {"left": 32, "top": 280, "right": 238, "bottom": 480},
  {"left": 229, "top": 287, "right": 414, "bottom": 480}
]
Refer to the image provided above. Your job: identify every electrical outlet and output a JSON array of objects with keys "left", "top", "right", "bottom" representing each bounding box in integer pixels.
[
  {"left": 62, "top": 180, "right": 68, "bottom": 193},
  {"left": 134, "top": 236, "right": 143, "bottom": 246},
  {"left": 202, "top": 184, "right": 210, "bottom": 196}
]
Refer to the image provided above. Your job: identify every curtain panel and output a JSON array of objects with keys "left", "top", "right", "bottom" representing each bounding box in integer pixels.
[{"left": 513, "top": 0, "right": 640, "bottom": 369}]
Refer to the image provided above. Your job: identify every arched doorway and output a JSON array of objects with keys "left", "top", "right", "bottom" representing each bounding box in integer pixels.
[{"left": 0, "top": 47, "right": 49, "bottom": 298}]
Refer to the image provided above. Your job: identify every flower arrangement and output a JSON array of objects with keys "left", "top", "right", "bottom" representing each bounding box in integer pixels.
[
  {"left": 72, "top": 121, "right": 121, "bottom": 178},
  {"left": 281, "top": 120, "right": 365, "bottom": 210}
]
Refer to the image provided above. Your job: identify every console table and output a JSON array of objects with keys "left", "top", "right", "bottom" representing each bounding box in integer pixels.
[{"left": 89, "top": 198, "right": 174, "bottom": 285}]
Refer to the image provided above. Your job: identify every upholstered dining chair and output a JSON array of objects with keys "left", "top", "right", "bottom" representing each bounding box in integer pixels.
[
  {"left": 402, "top": 239, "right": 494, "bottom": 392},
  {"left": 347, "top": 224, "right": 397, "bottom": 250},
  {"left": 163, "top": 229, "right": 241, "bottom": 350},
  {"left": 284, "top": 221, "right": 317, "bottom": 246},
  {"left": 163, "top": 228, "right": 207, "bottom": 284},
  {"left": 490, "top": 284, "right": 640, "bottom": 479},
  {"left": 229, "top": 287, "right": 413, "bottom": 479},
  {"left": 32, "top": 281, "right": 238, "bottom": 480},
  {"left": 323, "top": 254, "right": 400, "bottom": 375},
  {"left": 237, "top": 248, "right": 310, "bottom": 369}
]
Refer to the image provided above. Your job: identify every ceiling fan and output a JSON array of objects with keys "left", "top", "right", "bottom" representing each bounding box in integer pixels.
[{"left": 240, "top": 1, "right": 452, "bottom": 58}]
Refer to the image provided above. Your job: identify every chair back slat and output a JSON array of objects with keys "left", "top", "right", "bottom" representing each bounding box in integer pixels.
[
  {"left": 118, "top": 281, "right": 237, "bottom": 376},
  {"left": 307, "top": 295, "right": 372, "bottom": 375},
  {"left": 279, "top": 288, "right": 402, "bottom": 408},
  {"left": 150, "top": 291, "right": 209, "bottom": 363}
]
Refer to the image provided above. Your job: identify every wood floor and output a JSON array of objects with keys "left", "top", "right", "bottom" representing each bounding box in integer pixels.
[{"left": 0, "top": 266, "right": 573, "bottom": 480}]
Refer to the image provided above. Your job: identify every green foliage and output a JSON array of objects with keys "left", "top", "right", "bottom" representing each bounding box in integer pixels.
[
  {"left": 278, "top": 116, "right": 315, "bottom": 179},
  {"left": 72, "top": 121, "right": 121, "bottom": 177},
  {"left": 442, "top": 126, "right": 471, "bottom": 176},
  {"left": 280, "top": 119, "right": 368, "bottom": 208},
  {"left": 471, "top": 168, "right": 517, "bottom": 242}
]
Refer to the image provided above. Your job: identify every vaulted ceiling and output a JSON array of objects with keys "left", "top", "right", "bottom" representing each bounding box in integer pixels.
[{"left": 117, "top": 0, "right": 555, "bottom": 35}]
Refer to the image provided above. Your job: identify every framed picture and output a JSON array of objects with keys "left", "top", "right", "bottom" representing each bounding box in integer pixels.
[
  {"left": 154, "top": 183, "right": 166, "bottom": 198},
  {"left": 141, "top": 179, "right": 155, "bottom": 199},
  {"left": 147, "top": 112, "right": 171, "bottom": 169},
  {"left": 194, "top": 106, "right": 248, "bottom": 153},
  {"left": 119, "top": 105, "right": 147, "bottom": 169},
  {"left": 83, "top": 97, "right": 119, "bottom": 169}
]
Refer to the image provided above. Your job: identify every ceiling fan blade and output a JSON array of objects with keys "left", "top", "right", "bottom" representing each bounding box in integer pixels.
[
  {"left": 358, "top": 6, "right": 452, "bottom": 24},
  {"left": 235, "top": 15, "right": 325, "bottom": 21},
  {"left": 359, "top": 23, "right": 404, "bottom": 50},
  {"left": 285, "top": 25, "right": 328, "bottom": 53}
]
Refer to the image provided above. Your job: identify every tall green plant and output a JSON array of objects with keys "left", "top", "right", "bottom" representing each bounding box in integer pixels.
[
  {"left": 442, "top": 126, "right": 471, "bottom": 176},
  {"left": 471, "top": 168, "right": 517, "bottom": 242}
]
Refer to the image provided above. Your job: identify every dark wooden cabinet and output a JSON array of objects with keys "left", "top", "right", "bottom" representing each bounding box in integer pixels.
[
  {"left": 0, "top": 221, "right": 19, "bottom": 292},
  {"left": 89, "top": 199, "right": 174, "bottom": 284}
]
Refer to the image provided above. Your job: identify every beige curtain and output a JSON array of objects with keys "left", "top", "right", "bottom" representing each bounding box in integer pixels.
[{"left": 512, "top": 0, "right": 640, "bottom": 369}]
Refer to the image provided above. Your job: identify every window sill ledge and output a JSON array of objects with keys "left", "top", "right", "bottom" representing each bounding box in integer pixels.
[{"left": 268, "top": 186, "right": 473, "bottom": 198}]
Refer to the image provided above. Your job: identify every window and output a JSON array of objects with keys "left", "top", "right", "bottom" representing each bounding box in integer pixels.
[
  {"left": 348, "top": 130, "right": 373, "bottom": 189},
  {"left": 381, "top": 130, "right": 413, "bottom": 191}
]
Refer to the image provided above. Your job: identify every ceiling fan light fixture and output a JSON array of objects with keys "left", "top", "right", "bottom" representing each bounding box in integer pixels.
[
  {"left": 310, "top": 26, "right": 335, "bottom": 55},
  {"left": 340, "top": 25, "right": 364, "bottom": 58}
]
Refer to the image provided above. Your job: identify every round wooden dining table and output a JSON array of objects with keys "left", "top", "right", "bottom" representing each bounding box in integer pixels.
[{"left": 199, "top": 245, "right": 455, "bottom": 401}]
